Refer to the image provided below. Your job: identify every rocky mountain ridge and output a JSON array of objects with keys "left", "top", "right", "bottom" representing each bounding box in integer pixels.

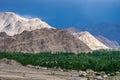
[
  {"left": 0, "top": 12, "right": 54, "bottom": 36},
  {"left": 0, "top": 28, "right": 91, "bottom": 53},
  {"left": 72, "top": 32, "right": 109, "bottom": 50},
  {"left": 0, "top": 12, "right": 112, "bottom": 53},
  {"left": 66, "top": 28, "right": 109, "bottom": 50}
]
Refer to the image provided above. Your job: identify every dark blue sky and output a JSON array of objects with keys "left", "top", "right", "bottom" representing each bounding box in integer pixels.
[{"left": 0, "top": 0, "right": 120, "bottom": 28}]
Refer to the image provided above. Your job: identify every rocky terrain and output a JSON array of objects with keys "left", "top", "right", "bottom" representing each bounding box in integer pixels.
[
  {"left": 72, "top": 32, "right": 109, "bottom": 50},
  {"left": 0, "top": 12, "right": 54, "bottom": 36},
  {"left": 0, "top": 58, "right": 119, "bottom": 80},
  {"left": 0, "top": 58, "right": 86, "bottom": 80},
  {"left": 0, "top": 12, "right": 91, "bottom": 53},
  {"left": 66, "top": 28, "right": 109, "bottom": 50},
  {"left": 0, "top": 28, "right": 91, "bottom": 53},
  {"left": 0, "top": 12, "right": 111, "bottom": 52}
]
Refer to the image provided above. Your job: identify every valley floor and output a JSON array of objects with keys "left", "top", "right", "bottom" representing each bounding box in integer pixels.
[
  {"left": 0, "top": 60, "right": 87, "bottom": 80},
  {"left": 0, "top": 59, "right": 120, "bottom": 80}
]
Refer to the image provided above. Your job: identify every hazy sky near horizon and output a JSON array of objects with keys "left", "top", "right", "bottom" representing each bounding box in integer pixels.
[{"left": 0, "top": 0, "right": 120, "bottom": 28}]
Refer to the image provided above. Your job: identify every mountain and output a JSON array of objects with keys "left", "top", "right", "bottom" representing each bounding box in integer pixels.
[
  {"left": 66, "top": 28, "right": 109, "bottom": 50},
  {"left": 0, "top": 12, "right": 54, "bottom": 36},
  {"left": 96, "top": 35, "right": 120, "bottom": 48},
  {"left": 0, "top": 12, "right": 110, "bottom": 53},
  {"left": 0, "top": 12, "right": 91, "bottom": 53},
  {"left": 65, "top": 27, "right": 80, "bottom": 33},
  {"left": 0, "top": 28, "right": 91, "bottom": 53},
  {"left": 77, "top": 23, "right": 120, "bottom": 44}
]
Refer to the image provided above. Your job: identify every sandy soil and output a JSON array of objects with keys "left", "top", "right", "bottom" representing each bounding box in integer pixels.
[{"left": 0, "top": 59, "right": 87, "bottom": 80}]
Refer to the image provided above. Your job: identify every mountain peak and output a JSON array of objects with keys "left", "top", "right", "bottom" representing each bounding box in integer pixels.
[
  {"left": 1, "top": 12, "right": 16, "bottom": 16},
  {"left": 0, "top": 12, "right": 29, "bottom": 21},
  {"left": 66, "top": 28, "right": 109, "bottom": 50},
  {"left": 73, "top": 31, "right": 109, "bottom": 50},
  {"left": 0, "top": 12, "right": 54, "bottom": 36}
]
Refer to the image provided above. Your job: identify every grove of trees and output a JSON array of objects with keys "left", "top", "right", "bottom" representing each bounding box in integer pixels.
[{"left": 0, "top": 50, "right": 120, "bottom": 73}]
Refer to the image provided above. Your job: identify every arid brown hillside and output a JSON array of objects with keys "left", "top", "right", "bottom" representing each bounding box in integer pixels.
[{"left": 0, "top": 28, "right": 91, "bottom": 53}]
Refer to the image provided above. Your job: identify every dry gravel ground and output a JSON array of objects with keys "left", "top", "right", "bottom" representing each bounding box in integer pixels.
[{"left": 0, "top": 58, "right": 87, "bottom": 80}]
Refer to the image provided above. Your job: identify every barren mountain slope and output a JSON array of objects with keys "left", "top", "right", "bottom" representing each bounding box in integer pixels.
[
  {"left": 66, "top": 28, "right": 108, "bottom": 50},
  {"left": 0, "top": 28, "right": 91, "bottom": 53},
  {"left": 72, "top": 32, "right": 109, "bottom": 50}
]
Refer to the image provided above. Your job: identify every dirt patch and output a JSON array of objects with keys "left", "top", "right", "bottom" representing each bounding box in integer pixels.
[{"left": 0, "top": 58, "right": 87, "bottom": 80}]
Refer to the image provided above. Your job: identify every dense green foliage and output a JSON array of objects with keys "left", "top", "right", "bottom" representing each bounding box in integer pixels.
[{"left": 0, "top": 50, "right": 120, "bottom": 73}]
